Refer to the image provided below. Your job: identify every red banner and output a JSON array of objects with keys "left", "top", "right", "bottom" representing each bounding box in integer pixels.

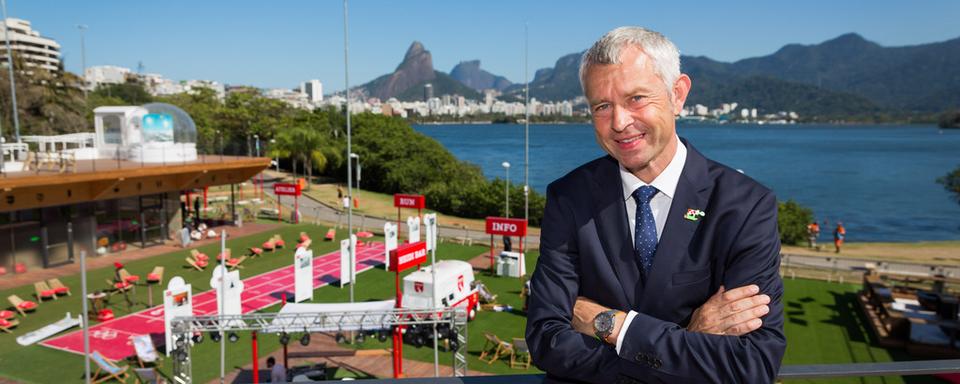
[
  {"left": 274, "top": 183, "right": 301, "bottom": 196},
  {"left": 393, "top": 194, "right": 425, "bottom": 209},
  {"left": 485, "top": 217, "right": 528, "bottom": 237},
  {"left": 389, "top": 241, "right": 427, "bottom": 272}
]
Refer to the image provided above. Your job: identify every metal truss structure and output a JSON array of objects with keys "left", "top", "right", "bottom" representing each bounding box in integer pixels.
[{"left": 169, "top": 307, "right": 468, "bottom": 383}]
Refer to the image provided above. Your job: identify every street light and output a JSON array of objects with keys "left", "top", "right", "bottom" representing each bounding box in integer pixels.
[
  {"left": 270, "top": 138, "right": 278, "bottom": 172},
  {"left": 502, "top": 161, "right": 510, "bottom": 217},
  {"left": 254, "top": 134, "right": 262, "bottom": 199},
  {"left": 349, "top": 153, "right": 360, "bottom": 191}
]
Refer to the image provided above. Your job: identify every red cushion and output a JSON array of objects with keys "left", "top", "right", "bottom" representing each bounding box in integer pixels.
[
  {"left": 18, "top": 301, "right": 36, "bottom": 310},
  {"left": 227, "top": 258, "right": 240, "bottom": 266},
  {"left": 195, "top": 253, "right": 208, "bottom": 260},
  {"left": 300, "top": 235, "right": 310, "bottom": 242},
  {"left": 14, "top": 263, "right": 26, "bottom": 274},
  {"left": 147, "top": 273, "right": 161, "bottom": 281},
  {"left": 0, "top": 266, "right": 6, "bottom": 275},
  {"left": 97, "top": 312, "right": 114, "bottom": 321},
  {"left": 196, "top": 260, "right": 208, "bottom": 268},
  {"left": 54, "top": 287, "right": 69, "bottom": 294},
  {"left": 99, "top": 309, "right": 113, "bottom": 315},
  {"left": 275, "top": 240, "right": 285, "bottom": 247},
  {"left": 357, "top": 231, "right": 374, "bottom": 238},
  {"left": 114, "top": 282, "right": 131, "bottom": 290},
  {"left": 41, "top": 290, "right": 56, "bottom": 297},
  {"left": 0, "top": 319, "right": 12, "bottom": 327},
  {"left": 0, "top": 310, "right": 14, "bottom": 319},
  {"left": 251, "top": 248, "right": 263, "bottom": 255},
  {"left": 124, "top": 275, "right": 140, "bottom": 283},
  {"left": 262, "top": 242, "right": 274, "bottom": 249}
]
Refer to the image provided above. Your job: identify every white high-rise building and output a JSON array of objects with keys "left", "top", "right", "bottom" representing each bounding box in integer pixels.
[
  {"left": 85, "top": 65, "right": 131, "bottom": 87},
  {"left": 300, "top": 79, "right": 323, "bottom": 103},
  {"left": 0, "top": 18, "right": 61, "bottom": 72}
]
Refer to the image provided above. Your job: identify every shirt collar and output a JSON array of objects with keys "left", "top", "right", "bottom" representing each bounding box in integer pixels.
[{"left": 620, "top": 136, "right": 687, "bottom": 201}]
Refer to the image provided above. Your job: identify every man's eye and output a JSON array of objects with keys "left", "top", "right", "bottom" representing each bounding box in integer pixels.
[
  {"left": 631, "top": 95, "right": 644, "bottom": 103},
  {"left": 593, "top": 104, "right": 610, "bottom": 113}
]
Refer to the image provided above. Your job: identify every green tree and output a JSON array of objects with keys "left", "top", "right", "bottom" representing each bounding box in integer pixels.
[
  {"left": 777, "top": 199, "right": 814, "bottom": 246},
  {"left": 92, "top": 83, "right": 153, "bottom": 105},
  {"left": 938, "top": 166, "right": 960, "bottom": 204}
]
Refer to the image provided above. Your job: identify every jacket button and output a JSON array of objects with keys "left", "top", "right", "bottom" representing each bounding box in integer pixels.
[
  {"left": 653, "top": 359, "right": 662, "bottom": 369},
  {"left": 634, "top": 353, "right": 644, "bottom": 362}
]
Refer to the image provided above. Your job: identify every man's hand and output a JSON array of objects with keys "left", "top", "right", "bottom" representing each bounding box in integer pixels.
[
  {"left": 687, "top": 285, "right": 770, "bottom": 336},
  {"left": 572, "top": 297, "right": 625, "bottom": 345}
]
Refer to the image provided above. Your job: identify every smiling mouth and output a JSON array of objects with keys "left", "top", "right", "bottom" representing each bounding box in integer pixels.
[{"left": 616, "top": 133, "right": 646, "bottom": 144}]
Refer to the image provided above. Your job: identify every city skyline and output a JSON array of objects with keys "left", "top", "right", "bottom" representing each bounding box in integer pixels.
[{"left": 5, "top": 0, "right": 960, "bottom": 91}]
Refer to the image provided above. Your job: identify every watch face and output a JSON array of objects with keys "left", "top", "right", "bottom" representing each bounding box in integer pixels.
[{"left": 594, "top": 312, "right": 613, "bottom": 333}]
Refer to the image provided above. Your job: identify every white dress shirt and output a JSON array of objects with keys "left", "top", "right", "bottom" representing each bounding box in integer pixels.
[{"left": 615, "top": 136, "right": 687, "bottom": 353}]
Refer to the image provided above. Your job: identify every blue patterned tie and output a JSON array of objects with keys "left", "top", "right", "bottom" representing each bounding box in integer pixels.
[{"left": 632, "top": 186, "right": 659, "bottom": 274}]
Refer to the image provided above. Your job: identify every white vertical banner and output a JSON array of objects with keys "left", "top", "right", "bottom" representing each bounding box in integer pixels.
[
  {"left": 163, "top": 277, "right": 192, "bottom": 356},
  {"left": 424, "top": 213, "right": 438, "bottom": 252},
  {"left": 350, "top": 234, "right": 358, "bottom": 283},
  {"left": 384, "top": 222, "right": 398, "bottom": 270},
  {"left": 407, "top": 216, "right": 421, "bottom": 244},
  {"left": 294, "top": 247, "right": 314, "bottom": 303},
  {"left": 210, "top": 266, "right": 244, "bottom": 316},
  {"left": 340, "top": 238, "right": 351, "bottom": 286}
]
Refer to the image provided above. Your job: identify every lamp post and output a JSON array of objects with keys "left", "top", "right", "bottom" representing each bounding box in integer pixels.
[
  {"left": 77, "top": 24, "right": 87, "bottom": 99},
  {"left": 1, "top": 1, "right": 21, "bottom": 143},
  {"left": 254, "top": 134, "right": 262, "bottom": 200},
  {"left": 271, "top": 138, "right": 278, "bottom": 172},
  {"left": 502, "top": 161, "right": 510, "bottom": 217},
  {"left": 349, "top": 153, "right": 360, "bottom": 191}
]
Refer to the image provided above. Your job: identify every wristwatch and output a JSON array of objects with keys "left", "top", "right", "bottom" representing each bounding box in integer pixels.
[{"left": 593, "top": 309, "right": 619, "bottom": 342}]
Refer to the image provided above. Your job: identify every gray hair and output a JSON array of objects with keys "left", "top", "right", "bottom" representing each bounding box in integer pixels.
[{"left": 579, "top": 27, "right": 681, "bottom": 95}]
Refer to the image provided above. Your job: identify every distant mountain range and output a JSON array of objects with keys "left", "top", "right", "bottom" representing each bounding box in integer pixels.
[{"left": 357, "top": 34, "right": 960, "bottom": 116}]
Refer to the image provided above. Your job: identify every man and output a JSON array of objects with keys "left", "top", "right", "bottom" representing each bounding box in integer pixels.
[
  {"left": 807, "top": 221, "right": 820, "bottom": 249},
  {"left": 266, "top": 356, "right": 286, "bottom": 383},
  {"left": 834, "top": 222, "right": 845, "bottom": 253},
  {"left": 526, "top": 27, "right": 786, "bottom": 383}
]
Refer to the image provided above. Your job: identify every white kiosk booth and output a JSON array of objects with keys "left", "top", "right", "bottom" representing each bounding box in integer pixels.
[{"left": 94, "top": 103, "right": 198, "bottom": 163}]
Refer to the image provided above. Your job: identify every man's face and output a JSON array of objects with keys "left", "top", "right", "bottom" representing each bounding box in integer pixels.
[{"left": 584, "top": 45, "right": 689, "bottom": 180}]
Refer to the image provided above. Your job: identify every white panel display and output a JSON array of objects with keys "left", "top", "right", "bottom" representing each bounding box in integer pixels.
[
  {"left": 407, "top": 216, "right": 421, "bottom": 244},
  {"left": 384, "top": 222, "right": 398, "bottom": 270},
  {"left": 163, "top": 277, "right": 192, "bottom": 356},
  {"left": 424, "top": 213, "right": 438, "bottom": 252},
  {"left": 209, "top": 266, "right": 244, "bottom": 317},
  {"left": 294, "top": 247, "right": 314, "bottom": 303},
  {"left": 340, "top": 238, "right": 351, "bottom": 286}
]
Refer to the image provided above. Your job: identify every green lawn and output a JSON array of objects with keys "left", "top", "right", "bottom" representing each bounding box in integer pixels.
[{"left": 0, "top": 228, "right": 948, "bottom": 383}]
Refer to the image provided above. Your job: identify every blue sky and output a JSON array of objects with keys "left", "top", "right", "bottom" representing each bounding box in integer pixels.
[{"left": 8, "top": 0, "right": 959, "bottom": 91}]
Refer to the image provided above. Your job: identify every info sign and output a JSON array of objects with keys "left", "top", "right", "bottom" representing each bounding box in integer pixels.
[
  {"left": 485, "top": 217, "right": 528, "bottom": 237},
  {"left": 393, "top": 194, "right": 425, "bottom": 209},
  {"left": 274, "top": 183, "right": 301, "bottom": 196},
  {"left": 388, "top": 241, "right": 427, "bottom": 272},
  {"left": 163, "top": 277, "right": 192, "bottom": 356},
  {"left": 294, "top": 247, "right": 314, "bottom": 303}
]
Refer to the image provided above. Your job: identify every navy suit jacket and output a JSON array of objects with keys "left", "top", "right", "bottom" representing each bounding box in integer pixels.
[{"left": 526, "top": 139, "right": 786, "bottom": 383}]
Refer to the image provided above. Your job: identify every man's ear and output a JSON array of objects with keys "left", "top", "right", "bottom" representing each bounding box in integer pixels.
[{"left": 672, "top": 74, "right": 692, "bottom": 115}]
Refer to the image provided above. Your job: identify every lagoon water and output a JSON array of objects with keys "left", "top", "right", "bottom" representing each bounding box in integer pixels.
[{"left": 414, "top": 123, "right": 960, "bottom": 242}]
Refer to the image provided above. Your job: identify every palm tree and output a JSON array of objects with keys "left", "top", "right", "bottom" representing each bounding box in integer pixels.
[{"left": 274, "top": 125, "right": 326, "bottom": 189}]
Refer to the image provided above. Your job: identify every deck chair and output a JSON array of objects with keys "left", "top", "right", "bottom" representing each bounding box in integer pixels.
[
  {"left": 478, "top": 332, "right": 513, "bottom": 364},
  {"left": 510, "top": 338, "right": 531, "bottom": 369},
  {"left": 324, "top": 228, "right": 336, "bottom": 241},
  {"left": 107, "top": 279, "right": 133, "bottom": 293},
  {"left": 227, "top": 256, "right": 247, "bottom": 270},
  {"left": 23, "top": 151, "right": 36, "bottom": 171},
  {"left": 189, "top": 249, "right": 209, "bottom": 262},
  {"left": 119, "top": 268, "right": 140, "bottom": 284},
  {"left": 185, "top": 257, "right": 206, "bottom": 271},
  {"left": 90, "top": 350, "right": 130, "bottom": 384},
  {"left": 248, "top": 247, "right": 263, "bottom": 257},
  {"left": 7, "top": 295, "right": 38, "bottom": 316},
  {"left": 60, "top": 151, "right": 77, "bottom": 173},
  {"left": 35, "top": 281, "right": 58, "bottom": 301},
  {"left": 47, "top": 278, "right": 72, "bottom": 296},
  {"left": 299, "top": 232, "right": 311, "bottom": 243},
  {"left": 0, "top": 317, "right": 19, "bottom": 333},
  {"left": 262, "top": 236, "right": 277, "bottom": 252},
  {"left": 273, "top": 234, "right": 285, "bottom": 248},
  {"left": 216, "top": 248, "right": 232, "bottom": 261},
  {"left": 146, "top": 267, "right": 164, "bottom": 285},
  {"left": 132, "top": 334, "right": 163, "bottom": 368}
]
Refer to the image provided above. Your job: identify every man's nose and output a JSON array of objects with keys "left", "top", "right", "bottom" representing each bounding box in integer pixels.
[{"left": 612, "top": 104, "right": 632, "bottom": 132}]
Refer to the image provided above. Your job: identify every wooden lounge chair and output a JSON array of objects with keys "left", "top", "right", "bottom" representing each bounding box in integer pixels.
[
  {"left": 510, "top": 338, "right": 531, "bottom": 369},
  {"left": 7, "top": 295, "right": 38, "bottom": 316},
  {"left": 190, "top": 249, "right": 209, "bottom": 262},
  {"left": 47, "top": 278, "right": 71, "bottom": 296},
  {"left": 146, "top": 267, "right": 164, "bottom": 285},
  {"left": 0, "top": 317, "right": 18, "bottom": 333},
  {"left": 273, "top": 234, "right": 285, "bottom": 248},
  {"left": 132, "top": 334, "right": 163, "bottom": 368},
  {"left": 248, "top": 247, "right": 264, "bottom": 257},
  {"left": 478, "top": 332, "right": 513, "bottom": 364},
  {"left": 325, "top": 228, "right": 336, "bottom": 241},
  {"left": 90, "top": 350, "right": 130, "bottom": 384},
  {"left": 227, "top": 256, "right": 247, "bottom": 270},
  {"left": 107, "top": 279, "right": 133, "bottom": 293},
  {"left": 118, "top": 268, "right": 140, "bottom": 284},
  {"left": 35, "top": 281, "right": 58, "bottom": 301},
  {"left": 0, "top": 310, "right": 15, "bottom": 320},
  {"left": 216, "top": 248, "right": 232, "bottom": 262},
  {"left": 185, "top": 257, "right": 206, "bottom": 271}
]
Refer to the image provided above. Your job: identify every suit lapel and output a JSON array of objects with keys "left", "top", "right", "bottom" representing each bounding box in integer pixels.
[
  {"left": 590, "top": 156, "right": 637, "bottom": 308},
  {"left": 638, "top": 141, "right": 714, "bottom": 309}
]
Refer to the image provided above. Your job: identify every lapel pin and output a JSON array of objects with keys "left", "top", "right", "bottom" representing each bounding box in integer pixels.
[{"left": 684, "top": 208, "right": 705, "bottom": 221}]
